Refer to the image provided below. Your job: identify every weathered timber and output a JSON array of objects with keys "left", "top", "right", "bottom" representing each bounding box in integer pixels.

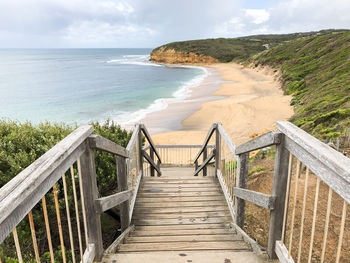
[
  {"left": 193, "top": 149, "right": 216, "bottom": 176},
  {"left": 82, "top": 244, "right": 96, "bottom": 263},
  {"left": 235, "top": 152, "right": 249, "bottom": 228},
  {"left": 133, "top": 206, "right": 229, "bottom": 214},
  {"left": 95, "top": 190, "right": 132, "bottom": 213},
  {"left": 129, "top": 171, "right": 142, "bottom": 222},
  {"left": 275, "top": 241, "right": 295, "bottom": 263},
  {"left": 267, "top": 134, "right": 290, "bottom": 259},
  {"left": 135, "top": 223, "right": 229, "bottom": 231},
  {"left": 232, "top": 187, "right": 275, "bottom": 210},
  {"left": 215, "top": 124, "right": 221, "bottom": 177},
  {"left": 117, "top": 156, "right": 130, "bottom": 232},
  {"left": 80, "top": 144, "right": 104, "bottom": 260},
  {"left": 150, "top": 148, "right": 155, "bottom": 177},
  {"left": 217, "top": 124, "right": 236, "bottom": 154},
  {"left": 0, "top": 141, "right": 88, "bottom": 244},
  {"left": 142, "top": 150, "right": 162, "bottom": 175},
  {"left": 126, "top": 234, "right": 240, "bottom": 243},
  {"left": 137, "top": 129, "right": 143, "bottom": 177},
  {"left": 155, "top": 144, "right": 214, "bottom": 148},
  {"left": 131, "top": 228, "right": 232, "bottom": 237},
  {"left": 105, "top": 225, "right": 135, "bottom": 254},
  {"left": 140, "top": 124, "right": 162, "bottom": 162},
  {"left": 193, "top": 123, "right": 217, "bottom": 163},
  {"left": 89, "top": 134, "right": 129, "bottom": 158},
  {"left": 217, "top": 170, "right": 236, "bottom": 221},
  {"left": 203, "top": 147, "right": 208, "bottom": 176},
  {"left": 235, "top": 131, "right": 282, "bottom": 155}
]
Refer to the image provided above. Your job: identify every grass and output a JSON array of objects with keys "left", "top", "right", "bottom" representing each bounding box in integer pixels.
[{"left": 249, "top": 31, "right": 350, "bottom": 139}]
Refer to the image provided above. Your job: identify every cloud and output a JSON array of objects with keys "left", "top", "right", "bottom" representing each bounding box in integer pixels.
[{"left": 0, "top": 0, "right": 349, "bottom": 47}]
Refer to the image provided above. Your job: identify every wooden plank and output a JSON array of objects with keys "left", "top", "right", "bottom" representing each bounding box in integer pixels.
[
  {"left": 232, "top": 187, "right": 275, "bottom": 210},
  {"left": 136, "top": 196, "right": 225, "bottom": 203},
  {"left": 149, "top": 148, "right": 155, "bottom": 177},
  {"left": 217, "top": 124, "right": 236, "bottom": 155},
  {"left": 277, "top": 121, "right": 350, "bottom": 203},
  {"left": 134, "top": 206, "right": 228, "bottom": 214},
  {"left": 129, "top": 171, "right": 142, "bottom": 222},
  {"left": 131, "top": 228, "right": 233, "bottom": 237},
  {"left": 126, "top": 234, "right": 240, "bottom": 243},
  {"left": 95, "top": 190, "right": 132, "bottom": 213},
  {"left": 142, "top": 150, "right": 161, "bottom": 175},
  {"left": 193, "top": 124, "right": 217, "bottom": 163},
  {"left": 275, "top": 241, "right": 295, "bottom": 263},
  {"left": 215, "top": 125, "right": 221, "bottom": 177},
  {"left": 117, "top": 156, "right": 130, "bottom": 232},
  {"left": 133, "top": 217, "right": 230, "bottom": 226},
  {"left": 137, "top": 192, "right": 222, "bottom": 198},
  {"left": 105, "top": 225, "right": 135, "bottom": 254},
  {"left": 235, "top": 131, "right": 282, "bottom": 155},
  {"left": 88, "top": 135, "right": 129, "bottom": 157},
  {"left": 136, "top": 223, "right": 229, "bottom": 231},
  {"left": 267, "top": 134, "right": 290, "bottom": 259},
  {"left": 141, "top": 183, "right": 219, "bottom": 188},
  {"left": 117, "top": 241, "right": 249, "bottom": 252},
  {"left": 232, "top": 223, "right": 267, "bottom": 256},
  {"left": 135, "top": 201, "right": 225, "bottom": 208},
  {"left": 142, "top": 178, "right": 216, "bottom": 183},
  {"left": 217, "top": 170, "right": 236, "bottom": 222},
  {"left": 139, "top": 187, "right": 221, "bottom": 193},
  {"left": 140, "top": 124, "right": 162, "bottom": 162},
  {"left": 80, "top": 146, "right": 104, "bottom": 261},
  {"left": 0, "top": 142, "right": 87, "bottom": 245},
  {"left": 235, "top": 152, "right": 249, "bottom": 228},
  {"left": 193, "top": 149, "right": 216, "bottom": 176},
  {"left": 126, "top": 125, "right": 140, "bottom": 152},
  {"left": 133, "top": 211, "right": 229, "bottom": 219},
  {"left": 81, "top": 244, "right": 95, "bottom": 263}
]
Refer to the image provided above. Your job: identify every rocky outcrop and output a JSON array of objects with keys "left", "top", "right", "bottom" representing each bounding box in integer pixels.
[{"left": 150, "top": 47, "right": 218, "bottom": 64}]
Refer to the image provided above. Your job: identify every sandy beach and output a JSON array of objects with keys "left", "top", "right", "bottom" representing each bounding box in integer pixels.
[{"left": 150, "top": 63, "right": 294, "bottom": 145}]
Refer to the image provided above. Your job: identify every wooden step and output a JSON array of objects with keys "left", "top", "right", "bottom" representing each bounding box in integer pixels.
[
  {"left": 133, "top": 216, "right": 230, "bottom": 226},
  {"left": 141, "top": 183, "right": 219, "bottom": 188},
  {"left": 142, "top": 179, "right": 216, "bottom": 184},
  {"left": 131, "top": 228, "right": 234, "bottom": 237},
  {"left": 117, "top": 241, "right": 250, "bottom": 252},
  {"left": 136, "top": 196, "right": 225, "bottom": 203},
  {"left": 140, "top": 187, "right": 221, "bottom": 193},
  {"left": 125, "top": 234, "right": 241, "bottom": 243},
  {"left": 135, "top": 201, "right": 225, "bottom": 208},
  {"left": 137, "top": 192, "right": 222, "bottom": 197},
  {"left": 133, "top": 211, "right": 229, "bottom": 219},
  {"left": 134, "top": 206, "right": 229, "bottom": 214},
  {"left": 135, "top": 223, "right": 230, "bottom": 231}
]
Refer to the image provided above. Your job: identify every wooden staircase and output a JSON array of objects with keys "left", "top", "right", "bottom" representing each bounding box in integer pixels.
[{"left": 102, "top": 167, "right": 268, "bottom": 262}]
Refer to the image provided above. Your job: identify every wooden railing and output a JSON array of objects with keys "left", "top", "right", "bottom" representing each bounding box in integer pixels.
[
  {"left": 194, "top": 121, "right": 350, "bottom": 262},
  {"left": 0, "top": 123, "right": 160, "bottom": 262}
]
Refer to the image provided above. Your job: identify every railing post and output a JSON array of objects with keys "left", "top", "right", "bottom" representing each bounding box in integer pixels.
[
  {"left": 150, "top": 148, "right": 155, "bottom": 177},
  {"left": 215, "top": 124, "right": 221, "bottom": 177},
  {"left": 80, "top": 142, "right": 104, "bottom": 260},
  {"left": 235, "top": 152, "right": 249, "bottom": 228},
  {"left": 157, "top": 159, "right": 161, "bottom": 177},
  {"left": 203, "top": 147, "right": 207, "bottom": 176},
  {"left": 117, "top": 156, "right": 130, "bottom": 232},
  {"left": 267, "top": 134, "right": 289, "bottom": 259},
  {"left": 137, "top": 128, "right": 143, "bottom": 177},
  {"left": 194, "top": 160, "right": 199, "bottom": 176}
]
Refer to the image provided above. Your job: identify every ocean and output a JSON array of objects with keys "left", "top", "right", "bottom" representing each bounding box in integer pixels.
[{"left": 0, "top": 48, "right": 207, "bottom": 127}]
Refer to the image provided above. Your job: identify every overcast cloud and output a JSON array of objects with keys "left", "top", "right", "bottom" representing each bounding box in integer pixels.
[{"left": 0, "top": 0, "right": 349, "bottom": 48}]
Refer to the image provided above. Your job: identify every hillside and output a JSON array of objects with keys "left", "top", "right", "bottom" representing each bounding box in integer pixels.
[
  {"left": 150, "top": 29, "right": 347, "bottom": 63},
  {"left": 249, "top": 31, "right": 350, "bottom": 139}
]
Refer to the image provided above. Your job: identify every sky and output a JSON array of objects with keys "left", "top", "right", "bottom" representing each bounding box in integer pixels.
[{"left": 0, "top": 0, "right": 349, "bottom": 48}]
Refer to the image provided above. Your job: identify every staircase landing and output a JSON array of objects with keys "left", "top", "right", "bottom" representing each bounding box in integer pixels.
[{"left": 102, "top": 167, "right": 268, "bottom": 262}]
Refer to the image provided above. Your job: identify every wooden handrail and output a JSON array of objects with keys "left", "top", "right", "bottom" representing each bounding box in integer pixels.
[
  {"left": 217, "top": 124, "right": 236, "bottom": 155},
  {"left": 95, "top": 190, "right": 132, "bottom": 213},
  {"left": 193, "top": 123, "right": 217, "bottom": 163},
  {"left": 235, "top": 131, "right": 281, "bottom": 155},
  {"left": 0, "top": 125, "right": 93, "bottom": 244},
  {"left": 140, "top": 124, "right": 162, "bottom": 163},
  {"left": 89, "top": 135, "right": 129, "bottom": 158},
  {"left": 193, "top": 149, "right": 216, "bottom": 176},
  {"left": 142, "top": 150, "right": 162, "bottom": 176},
  {"left": 126, "top": 125, "right": 140, "bottom": 152}
]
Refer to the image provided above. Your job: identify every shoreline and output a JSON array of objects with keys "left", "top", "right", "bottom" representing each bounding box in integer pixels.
[{"left": 150, "top": 62, "right": 294, "bottom": 145}]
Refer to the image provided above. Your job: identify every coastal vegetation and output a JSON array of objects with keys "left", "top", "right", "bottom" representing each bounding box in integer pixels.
[
  {"left": 0, "top": 119, "right": 132, "bottom": 261},
  {"left": 152, "top": 29, "right": 350, "bottom": 140}
]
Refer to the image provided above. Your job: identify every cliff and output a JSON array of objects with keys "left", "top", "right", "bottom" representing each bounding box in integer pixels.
[{"left": 150, "top": 47, "right": 217, "bottom": 64}]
